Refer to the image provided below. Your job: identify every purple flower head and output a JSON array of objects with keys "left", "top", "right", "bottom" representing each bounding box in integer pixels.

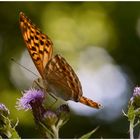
[
  {"left": 16, "top": 88, "right": 44, "bottom": 111},
  {"left": 0, "top": 103, "right": 10, "bottom": 116},
  {"left": 133, "top": 87, "right": 140, "bottom": 97},
  {"left": 130, "top": 86, "right": 140, "bottom": 108}
]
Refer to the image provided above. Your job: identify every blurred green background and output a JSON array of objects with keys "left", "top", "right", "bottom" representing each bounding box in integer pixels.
[{"left": 0, "top": 2, "right": 140, "bottom": 138}]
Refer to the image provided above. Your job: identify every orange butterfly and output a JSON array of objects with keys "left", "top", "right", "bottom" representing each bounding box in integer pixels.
[{"left": 19, "top": 12, "right": 103, "bottom": 109}]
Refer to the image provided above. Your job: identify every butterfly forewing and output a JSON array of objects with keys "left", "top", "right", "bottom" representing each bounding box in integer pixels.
[
  {"left": 19, "top": 12, "right": 53, "bottom": 78},
  {"left": 44, "top": 54, "right": 83, "bottom": 101}
]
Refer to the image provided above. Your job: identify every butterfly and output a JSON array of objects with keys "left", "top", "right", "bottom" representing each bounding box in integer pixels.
[{"left": 19, "top": 12, "right": 103, "bottom": 109}]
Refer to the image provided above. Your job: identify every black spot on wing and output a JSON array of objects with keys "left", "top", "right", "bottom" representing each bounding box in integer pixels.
[
  {"left": 44, "top": 48, "right": 48, "bottom": 53},
  {"left": 30, "top": 36, "right": 34, "bottom": 40},
  {"left": 36, "top": 31, "right": 40, "bottom": 35},
  {"left": 35, "top": 36, "right": 39, "bottom": 40},
  {"left": 31, "top": 46, "right": 36, "bottom": 51},
  {"left": 40, "top": 40, "right": 44, "bottom": 45},
  {"left": 31, "top": 30, "right": 34, "bottom": 34},
  {"left": 39, "top": 50, "right": 44, "bottom": 54},
  {"left": 34, "top": 43, "right": 39, "bottom": 47},
  {"left": 32, "top": 52, "right": 38, "bottom": 56},
  {"left": 41, "top": 35, "right": 45, "bottom": 40},
  {"left": 28, "top": 38, "right": 31, "bottom": 43}
]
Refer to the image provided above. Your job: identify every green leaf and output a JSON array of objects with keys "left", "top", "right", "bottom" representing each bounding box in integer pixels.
[
  {"left": 0, "top": 115, "right": 20, "bottom": 138},
  {"left": 80, "top": 126, "right": 99, "bottom": 139},
  {"left": 127, "top": 104, "right": 135, "bottom": 121},
  {"left": 10, "top": 129, "right": 20, "bottom": 139}
]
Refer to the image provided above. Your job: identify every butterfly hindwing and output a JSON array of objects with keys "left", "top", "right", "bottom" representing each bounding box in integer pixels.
[
  {"left": 19, "top": 12, "right": 53, "bottom": 78},
  {"left": 44, "top": 54, "right": 83, "bottom": 101}
]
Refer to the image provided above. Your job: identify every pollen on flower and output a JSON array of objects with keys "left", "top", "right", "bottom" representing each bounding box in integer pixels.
[{"left": 16, "top": 89, "right": 44, "bottom": 111}]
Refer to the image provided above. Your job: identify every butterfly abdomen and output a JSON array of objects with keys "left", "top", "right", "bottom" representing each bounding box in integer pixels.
[{"left": 79, "top": 96, "right": 103, "bottom": 109}]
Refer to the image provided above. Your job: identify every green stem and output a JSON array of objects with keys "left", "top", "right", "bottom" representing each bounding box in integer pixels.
[
  {"left": 129, "top": 117, "right": 135, "bottom": 139},
  {"left": 51, "top": 125, "right": 59, "bottom": 139},
  {"left": 39, "top": 122, "right": 54, "bottom": 138},
  {"left": 138, "top": 130, "right": 140, "bottom": 139},
  {"left": 136, "top": 121, "right": 140, "bottom": 138},
  {"left": 56, "top": 119, "right": 63, "bottom": 129}
]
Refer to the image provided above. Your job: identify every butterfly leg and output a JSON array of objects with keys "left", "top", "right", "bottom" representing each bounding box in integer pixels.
[
  {"left": 47, "top": 93, "right": 58, "bottom": 108},
  {"left": 49, "top": 92, "right": 57, "bottom": 101},
  {"left": 33, "top": 79, "right": 58, "bottom": 101},
  {"left": 32, "top": 79, "right": 66, "bottom": 108},
  {"left": 47, "top": 92, "right": 68, "bottom": 109},
  {"left": 32, "top": 78, "right": 44, "bottom": 90}
]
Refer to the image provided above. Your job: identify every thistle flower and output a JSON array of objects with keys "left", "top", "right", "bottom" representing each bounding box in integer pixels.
[
  {"left": 126, "top": 86, "right": 140, "bottom": 139},
  {"left": 130, "top": 86, "right": 140, "bottom": 108},
  {"left": 16, "top": 88, "right": 46, "bottom": 123},
  {"left": 16, "top": 88, "right": 70, "bottom": 138},
  {"left": 16, "top": 88, "right": 44, "bottom": 111}
]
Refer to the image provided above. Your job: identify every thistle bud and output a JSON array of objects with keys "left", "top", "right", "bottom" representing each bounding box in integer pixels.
[
  {"left": 42, "top": 110, "right": 58, "bottom": 126},
  {"left": 130, "top": 87, "right": 140, "bottom": 108},
  {"left": 56, "top": 104, "right": 70, "bottom": 125}
]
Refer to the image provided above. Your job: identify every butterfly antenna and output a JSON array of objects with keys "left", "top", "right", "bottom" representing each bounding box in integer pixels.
[{"left": 11, "top": 58, "right": 39, "bottom": 78}]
